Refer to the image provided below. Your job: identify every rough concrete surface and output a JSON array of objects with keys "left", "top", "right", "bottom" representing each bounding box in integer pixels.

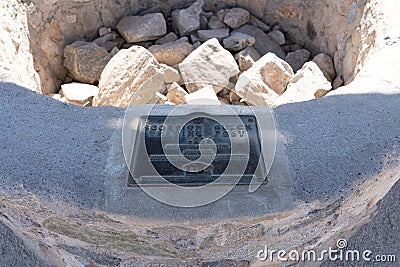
[
  {"left": 0, "top": 78, "right": 398, "bottom": 215},
  {"left": 0, "top": 220, "right": 49, "bottom": 267},
  {"left": 0, "top": 0, "right": 399, "bottom": 265},
  {"left": 0, "top": 65, "right": 399, "bottom": 264},
  {"left": 322, "top": 180, "right": 400, "bottom": 267}
]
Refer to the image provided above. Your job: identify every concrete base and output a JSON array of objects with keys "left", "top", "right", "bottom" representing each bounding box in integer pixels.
[
  {"left": 98, "top": 107, "right": 294, "bottom": 219},
  {"left": 0, "top": 69, "right": 399, "bottom": 263},
  {"left": 0, "top": 27, "right": 399, "bottom": 267}
]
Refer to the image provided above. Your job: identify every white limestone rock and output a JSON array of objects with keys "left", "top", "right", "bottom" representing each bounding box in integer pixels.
[
  {"left": 60, "top": 83, "right": 99, "bottom": 105},
  {"left": 185, "top": 85, "right": 220, "bottom": 105},
  {"left": 274, "top": 62, "right": 332, "bottom": 106},
  {"left": 179, "top": 38, "right": 239, "bottom": 93},
  {"left": 167, "top": 82, "right": 188, "bottom": 104},
  {"left": 234, "top": 53, "right": 294, "bottom": 106},
  {"left": 93, "top": 46, "right": 167, "bottom": 107}
]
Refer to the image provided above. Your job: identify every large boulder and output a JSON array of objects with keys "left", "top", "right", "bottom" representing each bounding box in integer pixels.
[
  {"left": 233, "top": 25, "right": 286, "bottom": 59},
  {"left": 285, "top": 48, "right": 311, "bottom": 72},
  {"left": 248, "top": 15, "right": 270, "bottom": 32},
  {"left": 208, "top": 15, "right": 227, "bottom": 30},
  {"left": 184, "top": 85, "right": 220, "bottom": 105},
  {"left": 197, "top": 29, "right": 230, "bottom": 42},
  {"left": 223, "top": 32, "right": 255, "bottom": 51},
  {"left": 93, "top": 46, "right": 167, "bottom": 107},
  {"left": 268, "top": 30, "right": 286, "bottom": 45},
  {"left": 234, "top": 47, "right": 261, "bottom": 72},
  {"left": 148, "top": 38, "right": 194, "bottom": 66},
  {"left": 116, "top": 13, "right": 167, "bottom": 43},
  {"left": 167, "top": 82, "right": 188, "bottom": 104},
  {"left": 332, "top": 75, "right": 344, "bottom": 89},
  {"left": 93, "top": 32, "right": 119, "bottom": 46},
  {"left": 312, "top": 53, "right": 336, "bottom": 82},
  {"left": 223, "top": 8, "right": 250, "bottom": 29},
  {"left": 274, "top": 62, "right": 332, "bottom": 107},
  {"left": 172, "top": 0, "right": 204, "bottom": 36},
  {"left": 179, "top": 38, "right": 239, "bottom": 93},
  {"left": 155, "top": 32, "right": 178, "bottom": 45},
  {"left": 59, "top": 83, "right": 99, "bottom": 105},
  {"left": 159, "top": 64, "right": 181, "bottom": 84},
  {"left": 98, "top": 27, "right": 112, "bottom": 37},
  {"left": 234, "top": 53, "right": 294, "bottom": 106},
  {"left": 63, "top": 41, "right": 111, "bottom": 84}
]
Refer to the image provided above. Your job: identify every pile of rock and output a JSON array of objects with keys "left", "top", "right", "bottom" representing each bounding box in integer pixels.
[{"left": 50, "top": 0, "right": 340, "bottom": 107}]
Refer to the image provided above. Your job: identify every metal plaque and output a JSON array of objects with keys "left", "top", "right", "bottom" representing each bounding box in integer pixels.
[{"left": 128, "top": 114, "right": 266, "bottom": 186}]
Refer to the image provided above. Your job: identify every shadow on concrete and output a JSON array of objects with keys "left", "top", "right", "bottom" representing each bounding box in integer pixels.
[{"left": 0, "top": 220, "right": 49, "bottom": 267}]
